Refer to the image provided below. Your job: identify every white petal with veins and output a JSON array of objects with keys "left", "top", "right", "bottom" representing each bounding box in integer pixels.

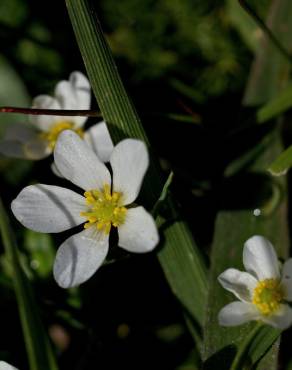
[
  {"left": 54, "top": 130, "right": 111, "bottom": 191},
  {"left": 11, "top": 184, "right": 85, "bottom": 233},
  {"left": 53, "top": 227, "right": 109, "bottom": 288},
  {"left": 243, "top": 235, "right": 280, "bottom": 280},
  {"left": 111, "top": 139, "right": 149, "bottom": 205}
]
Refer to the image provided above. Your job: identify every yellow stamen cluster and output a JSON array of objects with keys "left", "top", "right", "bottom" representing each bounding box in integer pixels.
[
  {"left": 41, "top": 121, "right": 84, "bottom": 149},
  {"left": 80, "top": 184, "right": 127, "bottom": 234},
  {"left": 252, "top": 278, "right": 284, "bottom": 315}
]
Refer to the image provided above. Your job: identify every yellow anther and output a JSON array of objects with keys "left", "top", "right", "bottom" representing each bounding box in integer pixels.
[
  {"left": 40, "top": 120, "right": 84, "bottom": 149},
  {"left": 252, "top": 278, "right": 284, "bottom": 316},
  {"left": 81, "top": 184, "right": 127, "bottom": 234}
]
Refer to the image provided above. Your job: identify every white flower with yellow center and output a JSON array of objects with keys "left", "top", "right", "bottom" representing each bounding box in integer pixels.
[
  {"left": 11, "top": 130, "right": 159, "bottom": 288},
  {"left": 0, "top": 71, "right": 113, "bottom": 162},
  {"left": 218, "top": 236, "right": 292, "bottom": 329}
]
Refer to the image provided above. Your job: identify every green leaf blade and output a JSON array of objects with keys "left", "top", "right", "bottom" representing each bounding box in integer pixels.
[
  {"left": 0, "top": 199, "right": 58, "bottom": 370},
  {"left": 267, "top": 144, "right": 292, "bottom": 176},
  {"left": 257, "top": 84, "right": 292, "bottom": 123},
  {"left": 66, "top": 0, "right": 208, "bottom": 341}
]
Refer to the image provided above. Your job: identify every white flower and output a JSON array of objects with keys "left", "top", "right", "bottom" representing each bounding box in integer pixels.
[
  {"left": 218, "top": 235, "right": 292, "bottom": 330},
  {"left": 11, "top": 130, "right": 159, "bottom": 288},
  {"left": 0, "top": 71, "right": 113, "bottom": 162},
  {"left": 0, "top": 362, "right": 18, "bottom": 370}
]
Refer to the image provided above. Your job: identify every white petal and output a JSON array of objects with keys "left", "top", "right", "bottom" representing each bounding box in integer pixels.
[
  {"left": 111, "top": 139, "right": 149, "bottom": 205},
  {"left": 0, "top": 361, "right": 19, "bottom": 370},
  {"left": 69, "top": 71, "right": 91, "bottom": 110},
  {"left": 23, "top": 136, "right": 51, "bottom": 159},
  {"left": 30, "top": 95, "right": 61, "bottom": 131},
  {"left": 218, "top": 268, "right": 257, "bottom": 302},
  {"left": 243, "top": 236, "right": 280, "bottom": 280},
  {"left": 53, "top": 227, "right": 108, "bottom": 288},
  {"left": 3, "top": 123, "right": 36, "bottom": 142},
  {"left": 11, "top": 184, "right": 85, "bottom": 233},
  {"left": 0, "top": 124, "right": 49, "bottom": 160},
  {"left": 84, "top": 122, "right": 114, "bottom": 162},
  {"left": 218, "top": 301, "right": 260, "bottom": 326},
  {"left": 2, "top": 138, "right": 50, "bottom": 160},
  {"left": 118, "top": 206, "right": 159, "bottom": 253},
  {"left": 55, "top": 81, "right": 76, "bottom": 110},
  {"left": 281, "top": 258, "right": 292, "bottom": 301},
  {"left": 51, "top": 162, "right": 63, "bottom": 177},
  {"left": 261, "top": 304, "right": 292, "bottom": 330},
  {"left": 0, "top": 140, "right": 25, "bottom": 158},
  {"left": 54, "top": 71, "right": 91, "bottom": 127},
  {"left": 54, "top": 130, "right": 111, "bottom": 191}
]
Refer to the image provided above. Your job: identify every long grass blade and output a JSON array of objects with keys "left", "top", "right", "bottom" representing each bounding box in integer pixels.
[
  {"left": 65, "top": 0, "right": 208, "bottom": 338},
  {"left": 0, "top": 198, "right": 58, "bottom": 370}
]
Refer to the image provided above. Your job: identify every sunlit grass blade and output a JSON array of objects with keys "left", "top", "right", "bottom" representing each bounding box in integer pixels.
[
  {"left": 257, "top": 83, "right": 292, "bottom": 123},
  {"left": 65, "top": 0, "right": 208, "bottom": 340},
  {"left": 267, "top": 144, "right": 292, "bottom": 176},
  {"left": 227, "top": 0, "right": 260, "bottom": 51},
  {"left": 0, "top": 198, "right": 58, "bottom": 370}
]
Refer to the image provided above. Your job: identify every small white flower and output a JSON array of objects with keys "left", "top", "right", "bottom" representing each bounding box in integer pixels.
[
  {"left": 0, "top": 71, "right": 113, "bottom": 162},
  {"left": 11, "top": 130, "right": 159, "bottom": 288},
  {"left": 0, "top": 361, "right": 19, "bottom": 370},
  {"left": 218, "top": 235, "right": 292, "bottom": 330}
]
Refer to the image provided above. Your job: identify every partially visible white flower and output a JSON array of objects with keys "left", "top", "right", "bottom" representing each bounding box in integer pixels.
[
  {"left": 11, "top": 130, "right": 159, "bottom": 288},
  {"left": 0, "top": 71, "right": 113, "bottom": 162},
  {"left": 0, "top": 361, "right": 19, "bottom": 370},
  {"left": 218, "top": 235, "right": 292, "bottom": 330},
  {"left": 51, "top": 121, "right": 114, "bottom": 176}
]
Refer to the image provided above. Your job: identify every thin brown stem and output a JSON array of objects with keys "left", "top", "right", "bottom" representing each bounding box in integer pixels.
[{"left": 0, "top": 106, "right": 101, "bottom": 117}]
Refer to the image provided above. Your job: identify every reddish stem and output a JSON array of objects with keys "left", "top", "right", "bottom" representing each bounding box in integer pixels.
[{"left": 0, "top": 106, "right": 101, "bottom": 117}]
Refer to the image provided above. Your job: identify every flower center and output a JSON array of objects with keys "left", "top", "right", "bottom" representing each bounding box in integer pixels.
[
  {"left": 80, "top": 184, "right": 127, "bottom": 234},
  {"left": 252, "top": 278, "right": 284, "bottom": 316},
  {"left": 40, "top": 120, "right": 84, "bottom": 149}
]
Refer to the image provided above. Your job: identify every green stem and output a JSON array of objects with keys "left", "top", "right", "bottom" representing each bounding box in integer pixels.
[
  {"left": 0, "top": 198, "right": 58, "bottom": 370},
  {"left": 230, "top": 322, "right": 264, "bottom": 370},
  {"left": 239, "top": 0, "right": 292, "bottom": 65}
]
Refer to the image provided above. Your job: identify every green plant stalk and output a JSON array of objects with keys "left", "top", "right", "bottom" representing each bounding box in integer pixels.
[
  {"left": 65, "top": 0, "right": 208, "bottom": 334},
  {"left": 230, "top": 322, "right": 264, "bottom": 370},
  {"left": 239, "top": 0, "right": 292, "bottom": 64},
  {"left": 0, "top": 198, "right": 58, "bottom": 370},
  {"left": 244, "top": 0, "right": 292, "bottom": 106}
]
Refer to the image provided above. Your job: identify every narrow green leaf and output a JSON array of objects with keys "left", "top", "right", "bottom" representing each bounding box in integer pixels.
[
  {"left": 161, "top": 113, "right": 201, "bottom": 125},
  {"left": 257, "top": 83, "right": 292, "bottom": 123},
  {"left": 0, "top": 198, "right": 58, "bottom": 370},
  {"left": 246, "top": 325, "right": 280, "bottom": 367},
  {"left": 65, "top": 0, "right": 208, "bottom": 336},
  {"left": 267, "top": 144, "right": 292, "bottom": 176},
  {"left": 227, "top": 0, "right": 260, "bottom": 51},
  {"left": 152, "top": 171, "right": 173, "bottom": 218},
  {"left": 229, "top": 323, "right": 264, "bottom": 370},
  {"left": 243, "top": 0, "right": 292, "bottom": 106},
  {"left": 169, "top": 78, "right": 205, "bottom": 104}
]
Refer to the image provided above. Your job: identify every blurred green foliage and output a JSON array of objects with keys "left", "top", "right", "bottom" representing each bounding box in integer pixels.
[{"left": 99, "top": 0, "right": 269, "bottom": 99}]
